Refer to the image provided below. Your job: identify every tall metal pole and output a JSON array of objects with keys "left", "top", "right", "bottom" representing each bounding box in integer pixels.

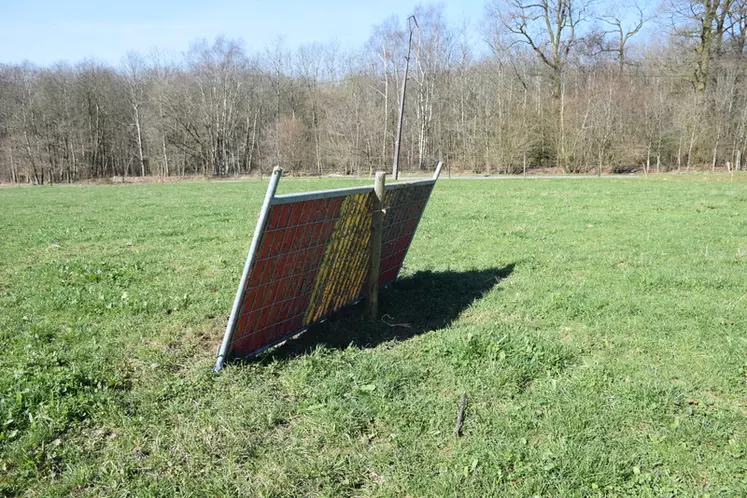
[
  {"left": 215, "top": 166, "right": 283, "bottom": 371},
  {"left": 393, "top": 16, "right": 417, "bottom": 181},
  {"left": 366, "top": 171, "right": 386, "bottom": 320},
  {"left": 433, "top": 160, "right": 443, "bottom": 180}
]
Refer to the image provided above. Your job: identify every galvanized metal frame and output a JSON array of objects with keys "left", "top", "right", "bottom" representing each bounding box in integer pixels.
[
  {"left": 385, "top": 161, "right": 442, "bottom": 190},
  {"left": 214, "top": 162, "right": 442, "bottom": 371},
  {"left": 271, "top": 185, "right": 374, "bottom": 204},
  {"left": 215, "top": 167, "right": 283, "bottom": 371}
]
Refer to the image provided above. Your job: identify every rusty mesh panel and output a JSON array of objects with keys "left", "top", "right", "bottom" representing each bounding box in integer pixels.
[
  {"left": 378, "top": 182, "right": 435, "bottom": 286},
  {"left": 225, "top": 179, "right": 436, "bottom": 361},
  {"left": 229, "top": 192, "right": 374, "bottom": 358}
]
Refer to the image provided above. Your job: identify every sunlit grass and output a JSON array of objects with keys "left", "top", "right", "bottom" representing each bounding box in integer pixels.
[{"left": 1, "top": 175, "right": 745, "bottom": 496}]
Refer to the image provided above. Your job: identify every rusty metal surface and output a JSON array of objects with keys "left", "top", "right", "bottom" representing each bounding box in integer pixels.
[{"left": 217, "top": 173, "right": 439, "bottom": 367}]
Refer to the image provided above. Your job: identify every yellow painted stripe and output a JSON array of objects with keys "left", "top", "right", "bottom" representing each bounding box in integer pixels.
[{"left": 304, "top": 192, "right": 373, "bottom": 324}]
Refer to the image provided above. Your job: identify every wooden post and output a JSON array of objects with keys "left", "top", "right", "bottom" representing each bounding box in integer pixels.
[{"left": 367, "top": 171, "right": 386, "bottom": 320}]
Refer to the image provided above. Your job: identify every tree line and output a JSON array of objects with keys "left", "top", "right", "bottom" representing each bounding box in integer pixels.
[{"left": 0, "top": 0, "right": 746, "bottom": 184}]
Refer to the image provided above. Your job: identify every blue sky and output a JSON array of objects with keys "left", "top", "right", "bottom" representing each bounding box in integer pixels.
[{"left": 0, "top": 0, "right": 486, "bottom": 65}]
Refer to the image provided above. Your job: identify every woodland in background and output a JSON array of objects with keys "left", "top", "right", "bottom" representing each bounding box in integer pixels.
[{"left": 0, "top": 0, "right": 746, "bottom": 184}]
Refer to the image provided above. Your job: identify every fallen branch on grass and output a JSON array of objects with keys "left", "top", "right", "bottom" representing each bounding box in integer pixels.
[
  {"left": 454, "top": 393, "right": 468, "bottom": 437},
  {"left": 381, "top": 314, "right": 412, "bottom": 328}
]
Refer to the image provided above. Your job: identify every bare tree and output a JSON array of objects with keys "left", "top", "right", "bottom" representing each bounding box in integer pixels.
[
  {"left": 122, "top": 52, "right": 149, "bottom": 176},
  {"left": 668, "top": 0, "right": 736, "bottom": 93},
  {"left": 594, "top": 2, "right": 651, "bottom": 73},
  {"left": 491, "top": 0, "right": 590, "bottom": 100},
  {"left": 490, "top": 0, "right": 591, "bottom": 170}
]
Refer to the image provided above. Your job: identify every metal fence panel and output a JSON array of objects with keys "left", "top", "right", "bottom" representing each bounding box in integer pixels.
[
  {"left": 379, "top": 180, "right": 436, "bottom": 286},
  {"left": 215, "top": 166, "right": 440, "bottom": 370}
]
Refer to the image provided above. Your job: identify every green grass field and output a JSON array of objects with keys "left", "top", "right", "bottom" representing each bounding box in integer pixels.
[{"left": 1, "top": 175, "right": 746, "bottom": 496}]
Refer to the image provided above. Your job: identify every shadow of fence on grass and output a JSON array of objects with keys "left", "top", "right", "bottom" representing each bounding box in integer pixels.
[{"left": 260, "top": 263, "right": 515, "bottom": 362}]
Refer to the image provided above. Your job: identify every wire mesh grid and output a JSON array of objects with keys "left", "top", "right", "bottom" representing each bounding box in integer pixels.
[
  {"left": 379, "top": 182, "right": 435, "bottom": 285},
  {"left": 221, "top": 174, "right": 438, "bottom": 364},
  {"left": 229, "top": 192, "right": 374, "bottom": 357}
]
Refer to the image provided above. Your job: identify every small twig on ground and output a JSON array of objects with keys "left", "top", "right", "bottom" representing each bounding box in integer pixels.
[
  {"left": 381, "top": 314, "right": 412, "bottom": 328},
  {"left": 454, "top": 393, "right": 468, "bottom": 437},
  {"left": 729, "top": 293, "right": 746, "bottom": 309}
]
